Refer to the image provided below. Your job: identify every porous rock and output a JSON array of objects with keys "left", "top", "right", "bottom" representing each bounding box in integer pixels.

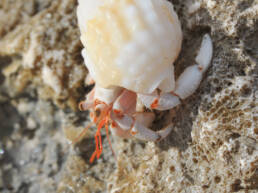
[{"left": 0, "top": 0, "right": 257, "bottom": 193}]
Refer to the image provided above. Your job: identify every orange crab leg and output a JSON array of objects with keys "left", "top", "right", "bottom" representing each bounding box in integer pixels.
[
  {"left": 90, "top": 131, "right": 102, "bottom": 163},
  {"left": 90, "top": 133, "right": 100, "bottom": 163},
  {"left": 90, "top": 118, "right": 107, "bottom": 163},
  {"left": 96, "top": 131, "right": 102, "bottom": 159},
  {"left": 89, "top": 151, "right": 98, "bottom": 163}
]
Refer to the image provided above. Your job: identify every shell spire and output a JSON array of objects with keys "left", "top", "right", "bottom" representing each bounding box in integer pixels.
[{"left": 77, "top": 0, "right": 182, "bottom": 94}]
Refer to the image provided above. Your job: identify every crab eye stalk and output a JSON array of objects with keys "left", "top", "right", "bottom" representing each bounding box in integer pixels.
[{"left": 94, "top": 109, "right": 101, "bottom": 118}]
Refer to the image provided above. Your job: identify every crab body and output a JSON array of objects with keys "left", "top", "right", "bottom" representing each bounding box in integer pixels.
[{"left": 77, "top": 0, "right": 213, "bottom": 162}]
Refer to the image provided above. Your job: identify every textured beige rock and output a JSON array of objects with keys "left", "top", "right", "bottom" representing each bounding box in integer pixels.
[
  {"left": 0, "top": 0, "right": 86, "bottom": 110},
  {"left": 0, "top": 0, "right": 257, "bottom": 193}
]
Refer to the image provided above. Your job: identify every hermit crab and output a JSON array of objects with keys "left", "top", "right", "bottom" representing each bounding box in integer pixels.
[{"left": 76, "top": 0, "right": 213, "bottom": 163}]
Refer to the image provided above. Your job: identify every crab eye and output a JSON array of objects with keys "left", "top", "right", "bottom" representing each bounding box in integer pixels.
[{"left": 94, "top": 109, "right": 101, "bottom": 117}]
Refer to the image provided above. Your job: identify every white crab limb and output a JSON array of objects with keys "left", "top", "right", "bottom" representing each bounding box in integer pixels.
[
  {"left": 80, "top": 85, "right": 122, "bottom": 111},
  {"left": 131, "top": 121, "right": 173, "bottom": 141},
  {"left": 137, "top": 90, "right": 159, "bottom": 109},
  {"left": 156, "top": 93, "right": 181, "bottom": 110},
  {"left": 138, "top": 91, "right": 181, "bottom": 111},
  {"left": 110, "top": 110, "right": 133, "bottom": 138},
  {"left": 195, "top": 34, "right": 213, "bottom": 72},
  {"left": 113, "top": 90, "right": 136, "bottom": 114},
  {"left": 156, "top": 123, "right": 174, "bottom": 139},
  {"left": 174, "top": 65, "right": 203, "bottom": 99},
  {"left": 138, "top": 34, "right": 213, "bottom": 109},
  {"left": 110, "top": 111, "right": 154, "bottom": 131},
  {"left": 110, "top": 111, "right": 171, "bottom": 141},
  {"left": 131, "top": 121, "right": 161, "bottom": 141},
  {"left": 174, "top": 34, "right": 213, "bottom": 99},
  {"left": 94, "top": 85, "right": 122, "bottom": 105}
]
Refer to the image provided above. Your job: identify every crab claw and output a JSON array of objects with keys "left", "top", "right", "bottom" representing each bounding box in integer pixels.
[
  {"left": 79, "top": 88, "right": 95, "bottom": 111},
  {"left": 131, "top": 121, "right": 173, "bottom": 141},
  {"left": 195, "top": 34, "right": 213, "bottom": 72},
  {"left": 110, "top": 111, "right": 172, "bottom": 141},
  {"left": 174, "top": 34, "right": 213, "bottom": 99}
]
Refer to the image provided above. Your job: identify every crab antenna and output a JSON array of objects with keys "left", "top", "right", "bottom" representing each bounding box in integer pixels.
[
  {"left": 105, "top": 122, "right": 116, "bottom": 160},
  {"left": 72, "top": 122, "right": 94, "bottom": 145}
]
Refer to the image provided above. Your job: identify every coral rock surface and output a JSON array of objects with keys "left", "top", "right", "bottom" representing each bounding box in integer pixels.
[{"left": 0, "top": 0, "right": 257, "bottom": 193}]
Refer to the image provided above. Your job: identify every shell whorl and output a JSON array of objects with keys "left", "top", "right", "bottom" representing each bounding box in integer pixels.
[{"left": 77, "top": 0, "right": 182, "bottom": 94}]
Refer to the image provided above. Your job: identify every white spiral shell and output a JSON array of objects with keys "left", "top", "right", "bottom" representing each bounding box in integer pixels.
[{"left": 77, "top": 0, "right": 182, "bottom": 94}]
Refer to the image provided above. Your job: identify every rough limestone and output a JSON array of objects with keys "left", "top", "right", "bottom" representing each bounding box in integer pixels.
[{"left": 0, "top": 0, "right": 257, "bottom": 192}]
